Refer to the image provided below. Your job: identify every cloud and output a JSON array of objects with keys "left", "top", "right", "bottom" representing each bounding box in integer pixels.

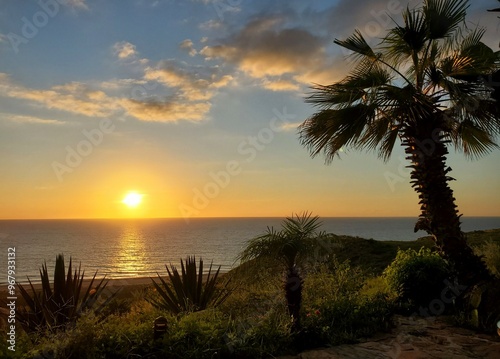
[
  {"left": 201, "top": 16, "right": 326, "bottom": 77},
  {"left": 199, "top": 19, "right": 224, "bottom": 30},
  {"left": 63, "top": 0, "right": 89, "bottom": 10},
  {"left": 120, "top": 98, "right": 211, "bottom": 122},
  {"left": 0, "top": 72, "right": 216, "bottom": 123},
  {"left": 261, "top": 79, "right": 299, "bottom": 92},
  {"left": 179, "top": 39, "right": 197, "bottom": 57},
  {"left": 3, "top": 81, "right": 121, "bottom": 117},
  {"left": 113, "top": 41, "right": 138, "bottom": 59},
  {"left": 200, "top": 14, "right": 340, "bottom": 90},
  {"left": 278, "top": 121, "right": 301, "bottom": 132},
  {"left": 98, "top": 78, "right": 148, "bottom": 91},
  {"left": 1, "top": 113, "right": 65, "bottom": 125},
  {"left": 144, "top": 60, "right": 233, "bottom": 101}
]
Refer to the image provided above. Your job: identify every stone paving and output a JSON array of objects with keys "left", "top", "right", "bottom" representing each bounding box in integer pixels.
[{"left": 280, "top": 315, "right": 500, "bottom": 359}]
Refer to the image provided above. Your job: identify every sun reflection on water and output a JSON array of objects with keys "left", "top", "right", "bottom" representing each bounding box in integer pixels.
[{"left": 113, "top": 223, "right": 148, "bottom": 277}]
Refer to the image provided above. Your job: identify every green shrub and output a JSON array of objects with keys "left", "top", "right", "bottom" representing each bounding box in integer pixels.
[
  {"left": 161, "top": 306, "right": 292, "bottom": 358},
  {"left": 383, "top": 247, "right": 451, "bottom": 309},
  {"left": 300, "top": 293, "right": 392, "bottom": 348},
  {"left": 22, "top": 313, "right": 101, "bottom": 359},
  {"left": 162, "top": 309, "right": 228, "bottom": 358},
  {"left": 300, "top": 260, "right": 393, "bottom": 349},
  {"left": 474, "top": 241, "right": 500, "bottom": 278}
]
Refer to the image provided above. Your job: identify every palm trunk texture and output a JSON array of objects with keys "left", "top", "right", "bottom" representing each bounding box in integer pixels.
[
  {"left": 402, "top": 128, "right": 493, "bottom": 287},
  {"left": 285, "top": 266, "right": 303, "bottom": 332}
]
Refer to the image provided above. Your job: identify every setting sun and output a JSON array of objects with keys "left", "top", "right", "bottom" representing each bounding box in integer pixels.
[{"left": 122, "top": 192, "right": 143, "bottom": 208}]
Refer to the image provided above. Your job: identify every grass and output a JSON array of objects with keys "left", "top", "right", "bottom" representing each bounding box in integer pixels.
[{"left": 328, "top": 229, "right": 500, "bottom": 275}]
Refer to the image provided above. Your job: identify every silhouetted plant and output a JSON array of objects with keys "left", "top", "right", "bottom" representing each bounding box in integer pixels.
[
  {"left": 149, "top": 256, "right": 231, "bottom": 314},
  {"left": 239, "top": 212, "right": 326, "bottom": 332},
  {"left": 17, "top": 254, "right": 114, "bottom": 333}
]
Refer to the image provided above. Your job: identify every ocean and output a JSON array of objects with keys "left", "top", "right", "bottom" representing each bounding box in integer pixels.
[{"left": 0, "top": 217, "right": 499, "bottom": 284}]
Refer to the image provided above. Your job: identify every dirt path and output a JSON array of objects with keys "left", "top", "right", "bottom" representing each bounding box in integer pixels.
[{"left": 281, "top": 315, "right": 500, "bottom": 359}]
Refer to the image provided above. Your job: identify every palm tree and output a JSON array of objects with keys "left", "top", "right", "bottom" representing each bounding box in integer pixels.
[
  {"left": 239, "top": 213, "right": 325, "bottom": 331},
  {"left": 299, "top": 0, "right": 499, "bottom": 287}
]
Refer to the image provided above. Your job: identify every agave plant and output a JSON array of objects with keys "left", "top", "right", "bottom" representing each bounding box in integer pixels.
[
  {"left": 149, "top": 256, "right": 231, "bottom": 314},
  {"left": 17, "top": 254, "right": 113, "bottom": 333}
]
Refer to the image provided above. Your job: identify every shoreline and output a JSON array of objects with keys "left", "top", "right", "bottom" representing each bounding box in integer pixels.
[{"left": 1, "top": 273, "right": 228, "bottom": 305}]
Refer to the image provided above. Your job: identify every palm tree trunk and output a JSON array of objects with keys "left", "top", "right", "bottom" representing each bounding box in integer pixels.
[
  {"left": 285, "top": 265, "right": 303, "bottom": 332},
  {"left": 402, "top": 129, "right": 492, "bottom": 287}
]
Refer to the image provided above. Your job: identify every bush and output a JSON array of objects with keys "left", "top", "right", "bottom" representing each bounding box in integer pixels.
[
  {"left": 300, "top": 294, "right": 393, "bottom": 348},
  {"left": 474, "top": 241, "right": 500, "bottom": 278},
  {"left": 300, "top": 260, "right": 393, "bottom": 349},
  {"left": 383, "top": 247, "right": 451, "bottom": 309}
]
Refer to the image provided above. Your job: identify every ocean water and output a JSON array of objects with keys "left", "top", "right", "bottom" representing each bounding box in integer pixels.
[{"left": 0, "top": 217, "right": 498, "bottom": 284}]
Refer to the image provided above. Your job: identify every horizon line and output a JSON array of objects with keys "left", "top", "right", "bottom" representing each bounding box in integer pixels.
[{"left": 1, "top": 215, "right": 500, "bottom": 221}]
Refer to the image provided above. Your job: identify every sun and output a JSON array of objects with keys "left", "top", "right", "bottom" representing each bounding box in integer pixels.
[{"left": 122, "top": 192, "right": 143, "bottom": 208}]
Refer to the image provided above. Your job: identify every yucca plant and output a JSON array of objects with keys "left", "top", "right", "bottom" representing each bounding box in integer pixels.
[
  {"left": 149, "top": 256, "right": 231, "bottom": 314},
  {"left": 17, "top": 254, "right": 113, "bottom": 333}
]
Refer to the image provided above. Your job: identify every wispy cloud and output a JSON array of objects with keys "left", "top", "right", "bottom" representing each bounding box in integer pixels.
[
  {"left": 144, "top": 60, "right": 233, "bottom": 102},
  {"left": 0, "top": 72, "right": 219, "bottom": 123},
  {"left": 179, "top": 39, "right": 198, "bottom": 57},
  {"left": 113, "top": 41, "right": 138, "bottom": 59},
  {"left": 121, "top": 98, "right": 211, "bottom": 122},
  {"left": 1, "top": 113, "right": 65, "bottom": 125},
  {"left": 2, "top": 80, "right": 121, "bottom": 118},
  {"left": 278, "top": 121, "right": 301, "bottom": 132},
  {"left": 65, "top": 0, "right": 89, "bottom": 11}
]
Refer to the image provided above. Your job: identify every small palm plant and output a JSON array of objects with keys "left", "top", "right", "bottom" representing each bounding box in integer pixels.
[
  {"left": 17, "top": 254, "right": 113, "bottom": 333},
  {"left": 149, "top": 256, "right": 231, "bottom": 314},
  {"left": 239, "top": 213, "right": 326, "bottom": 331}
]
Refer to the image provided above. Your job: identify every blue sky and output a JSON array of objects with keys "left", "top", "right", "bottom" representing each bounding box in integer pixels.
[{"left": 0, "top": 0, "right": 499, "bottom": 219}]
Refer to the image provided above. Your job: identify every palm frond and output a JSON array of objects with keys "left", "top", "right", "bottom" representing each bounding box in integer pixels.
[
  {"left": 383, "top": 7, "right": 427, "bottom": 64},
  {"left": 306, "top": 60, "right": 392, "bottom": 110},
  {"left": 449, "top": 120, "right": 499, "bottom": 158},
  {"left": 239, "top": 213, "right": 326, "bottom": 269},
  {"left": 299, "top": 104, "right": 376, "bottom": 163},
  {"left": 334, "top": 30, "right": 376, "bottom": 60},
  {"left": 423, "top": 0, "right": 469, "bottom": 40}
]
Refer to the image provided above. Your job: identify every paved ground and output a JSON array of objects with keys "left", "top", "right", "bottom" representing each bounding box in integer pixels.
[{"left": 280, "top": 315, "right": 500, "bottom": 359}]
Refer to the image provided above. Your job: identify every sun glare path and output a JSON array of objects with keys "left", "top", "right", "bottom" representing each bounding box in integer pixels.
[{"left": 122, "top": 192, "right": 143, "bottom": 208}]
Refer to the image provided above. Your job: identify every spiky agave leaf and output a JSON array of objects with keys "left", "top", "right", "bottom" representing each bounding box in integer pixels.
[
  {"left": 16, "top": 254, "right": 114, "bottom": 333},
  {"left": 149, "top": 256, "right": 231, "bottom": 314}
]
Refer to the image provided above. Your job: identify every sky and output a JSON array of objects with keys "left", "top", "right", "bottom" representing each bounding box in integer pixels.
[{"left": 0, "top": 0, "right": 499, "bottom": 220}]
